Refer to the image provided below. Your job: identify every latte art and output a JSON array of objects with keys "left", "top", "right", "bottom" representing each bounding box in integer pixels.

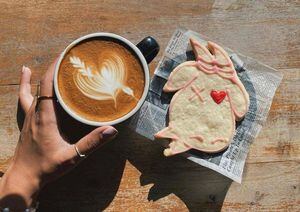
[
  {"left": 58, "top": 39, "right": 145, "bottom": 122},
  {"left": 70, "top": 54, "right": 135, "bottom": 108}
]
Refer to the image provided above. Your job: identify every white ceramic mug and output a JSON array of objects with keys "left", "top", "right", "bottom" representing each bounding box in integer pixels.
[{"left": 53, "top": 32, "right": 159, "bottom": 126}]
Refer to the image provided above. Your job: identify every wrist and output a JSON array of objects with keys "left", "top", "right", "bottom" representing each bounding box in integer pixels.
[{"left": 0, "top": 164, "right": 41, "bottom": 208}]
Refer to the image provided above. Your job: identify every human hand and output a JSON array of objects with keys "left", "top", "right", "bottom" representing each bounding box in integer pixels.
[{"left": 0, "top": 60, "right": 118, "bottom": 210}]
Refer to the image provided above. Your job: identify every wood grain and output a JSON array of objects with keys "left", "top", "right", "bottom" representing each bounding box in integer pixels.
[{"left": 0, "top": 0, "right": 299, "bottom": 211}]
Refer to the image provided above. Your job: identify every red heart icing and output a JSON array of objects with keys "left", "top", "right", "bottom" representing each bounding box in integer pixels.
[{"left": 210, "top": 90, "right": 227, "bottom": 104}]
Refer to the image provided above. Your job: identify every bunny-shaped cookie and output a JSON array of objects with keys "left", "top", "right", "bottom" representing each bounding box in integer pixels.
[{"left": 155, "top": 38, "right": 249, "bottom": 156}]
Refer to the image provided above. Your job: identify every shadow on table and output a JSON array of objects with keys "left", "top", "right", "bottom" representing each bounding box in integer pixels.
[
  {"left": 16, "top": 102, "right": 126, "bottom": 212},
  {"left": 119, "top": 131, "right": 232, "bottom": 212},
  {"left": 16, "top": 102, "right": 231, "bottom": 211},
  {"left": 0, "top": 194, "right": 27, "bottom": 210},
  {"left": 37, "top": 140, "right": 126, "bottom": 212}
]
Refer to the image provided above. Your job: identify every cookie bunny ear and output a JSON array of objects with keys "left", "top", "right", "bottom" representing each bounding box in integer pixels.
[
  {"left": 190, "top": 38, "right": 213, "bottom": 63},
  {"left": 207, "top": 41, "right": 232, "bottom": 67},
  {"left": 163, "top": 61, "right": 199, "bottom": 92}
]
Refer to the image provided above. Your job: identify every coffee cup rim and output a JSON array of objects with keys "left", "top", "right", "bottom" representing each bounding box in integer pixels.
[{"left": 54, "top": 32, "right": 150, "bottom": 126}]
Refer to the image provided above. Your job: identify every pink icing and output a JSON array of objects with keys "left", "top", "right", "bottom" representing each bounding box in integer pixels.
[
  {"left": 169, "top": 141, "right": 191, "bottom": 155},
  {"left": 156, "top": 39, "right": 249, "bottom": 155},
  {"left": 164, "top": 68, "right": 199, "bottom": 92},
  {"left": 188, "top": 60, "right": 248, "bottom": 119},
  {"left": 211, "top": 138, "right": 227, "bottom": 145},
  {"left": 190, "top": 135, "right": 204, "bottom": 142},
  {"left": 167, "top": 58, "right": 248, "bottom": 121},
  {"left": 155, "top": 125, "right": 179, "bottom": 140},
  {"left": 189, "top": 85, "right": 205, "bottom": 102}
]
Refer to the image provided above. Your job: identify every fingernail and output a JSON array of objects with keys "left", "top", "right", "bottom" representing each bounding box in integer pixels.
[
  {"left": 22, "top": 65, "right": 31, "bottom": 74},
  {"left": 102, "top": 127, "right": 118, "bottom": 140}
]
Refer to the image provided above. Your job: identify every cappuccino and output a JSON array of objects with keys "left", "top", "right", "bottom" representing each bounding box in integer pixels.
[{"left": 58, "top": 38, "right": 145, "bottom": 122}]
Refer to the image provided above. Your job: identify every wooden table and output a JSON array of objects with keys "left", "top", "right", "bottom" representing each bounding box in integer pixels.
[{"left": 0, "top": 0, "right": 299, "bottom": 211}]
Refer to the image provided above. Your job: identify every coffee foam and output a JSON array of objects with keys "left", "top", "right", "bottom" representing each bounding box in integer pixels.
[
  {"left": 70, "top": 53, "right": 136, "bottom": 108},
  {"left": 58, "top": 39, "right": 145, "bottom": 122}
]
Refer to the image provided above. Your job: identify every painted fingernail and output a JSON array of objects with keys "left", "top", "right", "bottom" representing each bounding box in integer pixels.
[{"left": 102, "top": 127, "right": 118, "bottom": 140}]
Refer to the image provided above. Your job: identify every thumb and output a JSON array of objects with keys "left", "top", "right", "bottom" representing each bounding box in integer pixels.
[{"left": 74, "top": 126, "right": 118, "bottom": 157}]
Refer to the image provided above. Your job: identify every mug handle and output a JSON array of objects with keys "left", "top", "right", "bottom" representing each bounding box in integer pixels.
[{"left": 136, "top": 36, "right": 160, "bottom": 64}]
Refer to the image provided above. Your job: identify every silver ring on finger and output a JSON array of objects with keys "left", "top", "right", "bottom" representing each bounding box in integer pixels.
[{"left": 74, "top": 145, "right": 86, "bottom": 158}]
